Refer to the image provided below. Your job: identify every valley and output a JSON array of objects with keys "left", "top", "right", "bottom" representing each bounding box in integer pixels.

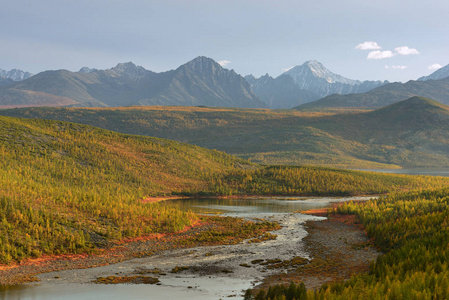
[
  {"left": 2, "top": 57, "right": 449, "bottom": 299},
  {"left": 1, "top": 114, "right": 449, "bottom": 299},
  {"left": 3, "top": 0, "right": 449, "bottom": 298}
]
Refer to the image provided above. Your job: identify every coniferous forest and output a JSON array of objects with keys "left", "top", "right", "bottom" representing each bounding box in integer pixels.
[{"left": 248, "top": 188, "right": 449, "bottom": 299}]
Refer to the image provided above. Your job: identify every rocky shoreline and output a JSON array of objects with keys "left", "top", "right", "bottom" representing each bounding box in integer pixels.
[
  {"left": 256, "top": 213, "right": 380, "bottom": 291},
  {"left": 0, "top": 221, "right": 220, "bottom": 286}
]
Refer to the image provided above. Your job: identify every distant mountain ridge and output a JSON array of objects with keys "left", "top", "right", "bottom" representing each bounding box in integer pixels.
[
  {"left": 246, "top": 60, "right": 388, "bottom": 109},
  {"left": 0, "top": 57, "right": 264, "bottom": 108}
]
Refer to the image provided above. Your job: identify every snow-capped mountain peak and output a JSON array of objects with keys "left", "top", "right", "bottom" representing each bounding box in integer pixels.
[
  {"left": 279, "top": 60, "right": 387, "bottom": 98},
  {"left": 284, "top": 60, "right": 359, "bottom": 86}
]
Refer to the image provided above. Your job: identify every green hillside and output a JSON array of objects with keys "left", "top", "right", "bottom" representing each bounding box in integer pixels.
[
  {"left": 2, "top": 115, "right": 449, "bottom": 263},
  {"left": 0, "top": 106, "right": 396, "bottom": 169},
  {"left": 0, "top": 116, "right": 250, "bottom": 262},
  {"left": 310, "top": 97, "right": 449, "bottom": 167},
  {"left": 3, "top": 97, "right": 449, "bottom": 168}
]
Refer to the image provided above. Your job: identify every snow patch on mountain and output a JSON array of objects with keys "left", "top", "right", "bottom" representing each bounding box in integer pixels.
[
  {"left": 281, "top": 60, "right": 387, "bottom": 98},
  {"left": 0, "top": 68, "right": 33, "bottom": 81}
]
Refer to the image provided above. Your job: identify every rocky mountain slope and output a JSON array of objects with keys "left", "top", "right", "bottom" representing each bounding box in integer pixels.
[{"left": 138, "top": 56, "right": 263, "bottom": 107}]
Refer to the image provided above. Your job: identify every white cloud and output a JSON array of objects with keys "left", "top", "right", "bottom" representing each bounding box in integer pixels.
[
  {"left": 394, "top": 46, "right": 420, "bottom": 56},
  {"left": 385, "top": 65, "right": 407, "bottom": 70},
  {"left": 355, "top": 41, "right": 382, "bottom": 50},
  {"left": 282, "top": 66, "right": 294, "bottom": 72},
  {"left": 367, "top": 50, "right": 395, "bottom": 59},
  {"left": 218, "top": 60, "right": 231, "bottom": 67},
  {"left": 428, "top": 63, "right": 443, "bottom": 70}
]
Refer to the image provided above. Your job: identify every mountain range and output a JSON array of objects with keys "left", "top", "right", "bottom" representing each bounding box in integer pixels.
[
  {"left": 0, "top": 57, "right": 264, "bottom": 108},
  {"left": 1, "top": 58, "right": 448, "bottom": 110},
  {"left": 2, "top": 96, "right": 449, "bottom": 168}
]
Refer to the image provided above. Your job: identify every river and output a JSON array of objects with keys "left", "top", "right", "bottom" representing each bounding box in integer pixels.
[{"left": 1, "top": 196, "right": 372, "bottom": 300}]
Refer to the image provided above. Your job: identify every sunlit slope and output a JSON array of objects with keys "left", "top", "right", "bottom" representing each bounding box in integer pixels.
[
  {"left": 310, "top": 97, "right": 449, "bottom": 167},
  {"left": 0, "top": 107, "right": 397, "bottom": 168},
  {"left": 0, "top": 116, "right": 250, "bottom": 262},
  {"left": 4, "top": 97, "right": 449, "bottom": 168}
]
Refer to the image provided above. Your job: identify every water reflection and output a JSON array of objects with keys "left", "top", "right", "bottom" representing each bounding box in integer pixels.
[
  {"left": 358, "top": 168, "right": 449, "bottom": 177},
  {"left": 1, "top": 283, "right": 224, "bottom": 300},
  {"left": 165, "top": 196, "right": 368, "bottom": 215}
]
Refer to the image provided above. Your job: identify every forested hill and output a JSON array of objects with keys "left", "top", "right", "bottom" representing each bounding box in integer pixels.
[
  {"left": 3, "top": 115, "right": 449, "bottom": 263},
  {"left": 0, "top": 115, "right": 249, "bottom": 262},
  {"left": 4, "top": 97, "right": 449, "bottom": 168}
]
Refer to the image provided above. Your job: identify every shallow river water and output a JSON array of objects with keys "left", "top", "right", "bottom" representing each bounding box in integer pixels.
[{"left": 1, "top": 196, "right": 372, "bottom": 300}]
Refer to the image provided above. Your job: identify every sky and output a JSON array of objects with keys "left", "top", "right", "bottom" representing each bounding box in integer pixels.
[{"left": 1, "top": 0, "right": 448, "bottom": 82}]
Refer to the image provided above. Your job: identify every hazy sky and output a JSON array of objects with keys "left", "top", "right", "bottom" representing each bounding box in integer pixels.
[{"left": 1, "top": 0, "right": 448, "bottom": 82}]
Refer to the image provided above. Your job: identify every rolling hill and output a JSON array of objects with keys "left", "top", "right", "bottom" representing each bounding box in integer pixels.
[{"left": 3, "top": 96, "right": 449, "bottom": 168}]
